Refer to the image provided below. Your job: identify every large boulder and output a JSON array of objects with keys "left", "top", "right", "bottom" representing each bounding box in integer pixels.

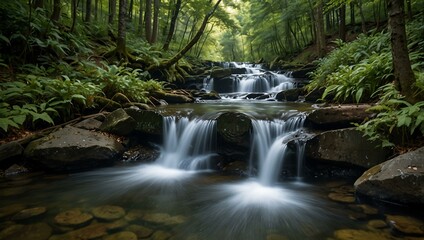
[
  {"left": 305, "top": 128, "right": 390, "bottom": 169},
  {"left": 210, "top": 68, "right": 232, "bottom": 79},
  {"left": 217, "top": 112, "right": 252, "bottom": 150},
  {"left": 152, "top": 91, "right": 194, "bottom": 104},
  {"left": 0, "top": 141, "right": 24, "bottom": 167},
  {"left": 100, "top": 108, "right": 136, "bottom": 136},
  {"left": 275, "top": 88, "right": 306, "bottom": 102},
  {"left": 125, "top": 109, "right": 163, "bottom": 136},
  {"left": 213, "top": 76, "right": 236, "bottom": 93},
  {"left": 354, "top": 146, "right": 424, "bottom": 205},
  {"left": 306, "top": 104, "right": 374, "bottom": 129},
  {"left": 23, "top": 126, "right": 124, "bottom": 172}
]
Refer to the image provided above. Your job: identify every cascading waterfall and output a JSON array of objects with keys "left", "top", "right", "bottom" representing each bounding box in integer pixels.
[
  {"left": 235, "top": 72, "right": 294, "bottom": 93},
  {"left": 249, "top": 115, "right": 306, "bottom": 185},
  {"left": 157, "top": 116, "right": 217, "bottom": 170}
]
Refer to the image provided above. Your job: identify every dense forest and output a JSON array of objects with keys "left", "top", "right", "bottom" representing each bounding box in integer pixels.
[{"left": 0, "top": 0, "right": 423, "bottom": 148}]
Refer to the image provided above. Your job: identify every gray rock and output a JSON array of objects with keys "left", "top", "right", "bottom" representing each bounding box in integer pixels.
[
  {"left": 0, "top": 141, "right": 24, "bottom": 163},
  {"left": 217, "top": 112, "right": 252, "bottom": 147},
  {"left": 210, "top": 68, "right": 232, "bottom": 79},
  {"left": 275, "top": 88, "right": 305, "bottom": 102},
  {"left": 73, "top": 118, "right": 102, "bottom": 130},
  {"left": 306, "top": 104, "right": 374, "bottom": 129},
  {"left": 23, "top": 126, "right": 124, "bottom": 172},
  {"left": 125, "top": 109, "right": 163, "bottom": 136},
  {"left": 354, "top": 146, "right": 424, "bottom": 205},
  {"left": 100, "top": 109, "right": 136, "bottom": 136},
  {"left": 305, "top": 128, "right": 390, "bottom": 168}
]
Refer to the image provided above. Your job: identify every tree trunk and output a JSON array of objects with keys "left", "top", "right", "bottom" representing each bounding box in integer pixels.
[
  {"left": 94, "top": 0, "right": 98, "bottom": 21},
  {"left": 163, "top": 0, "right": 181, "bottom": 50},
  {"left": 51, "top": 0, "right": 61, "bottom": 22},
  {"left": 387, "top": 0, "right": 418, "bottom": 103},
  {"left": 108, "top": 0, "right": 116, "bottom": 25},
  {"left": 71, "top": 0, "right": 78, "bottom": 32},
  {"left": 356, "top": 0, "right": 367, "bottom": 33},
  {"left": 339, "top": 4, "right": 346, "bottom": 41},
  {"left": 128, "top": 0, "right": 133, "bottom": 20},
  {"left": 406, "top": 0, "right": 412, "bottom": 19},
  {"left": 350, "top": 2, "right": 355, "bottom": 26},
  {"left": 149, "top": 0, "right": 222, "bottom": 71},
  {"left": 85, "top": 0, "right": 92, "bottom": 22},
  {"left": 151, "top": 0, "right": 159, "bottom": 43},
  {"left": 116, "top": 0, "right": 127, "bottom": 57},
  {"left": 33, "top": 0, "right": 44, "bottom": 9},
  {"left": 138, "top": 0, "right": 143, "bottom": 34},
  {"left": 314, "top": 0, "right": 326, "bottom": 57},
  {"left": 144, "top": 0, "right": 152, "bottom": 43}
]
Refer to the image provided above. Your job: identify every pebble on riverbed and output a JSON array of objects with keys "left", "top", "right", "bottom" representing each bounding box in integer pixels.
[
  {"left": 92, "top": 205, "right": 126, "bottom": 221},
  {"left": 11, "top": 206, "right": 47, "bottom": 221},
  {"left": 0, "top": 222, "right": 52, "bottom": 240},
  {"left": 386, "top": 214, "right": 424, "bottom": 236},
  {"left": 54, "top": 208, "right": 93, "bottom": 227},
  {"left": 103, "top": 231, "right": 137, "bottom": 240}
]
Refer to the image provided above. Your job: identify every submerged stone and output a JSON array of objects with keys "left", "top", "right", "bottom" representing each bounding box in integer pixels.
[
  {"left": 92, "top": 205, "right": 126, "bottom": 221},
  {"left": 142, "top": 213, "right": 186, "bottom": 225},
  {"left": 150, "top": 230, "right": 172, "bottom": 240},
  {"left": 0, "top": 203, "right": 26, "bottom": 219},
  {"left": 328, "top": 192, "right": 355, "bottom": 203},
  {"left": 49, "top": 223, "right": 108, "bottom": 240},
  {"left": 11, "top": 206, "right": 46, "bottom": 221},
  {"left": 103, "top": 231, "right": 137, "bottom": 240},
  {"left": 333, "top": 229, "right": 392, "bottom": 240},
  {"left": 386, "top": 215, "right": 424, "bottom": 236},
  {"left": 0, "top": 222, "right": 52, "bottom": 240},
  {"left": 126, "top": 224, "right": 153, "bottom": 239},
  {"left": 54, "top": 209, "right": 93, "bottom": 227},
  {"left": 367, "top": 220, "right": 388, "bottom": 230}
]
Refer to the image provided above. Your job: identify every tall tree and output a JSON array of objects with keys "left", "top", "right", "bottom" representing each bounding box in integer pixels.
[
  {"left": 149, "top": 0, "right": 222, "bottom": 70},
  {"left": 163, "top": 0, "right": 181, "bottom": 50},
  {"left": 85, "top": 0, "right": 92, "bottom": 22},
  {"left": 314, "top": 0, "right": 326, "bottom": 57},
  {"left": 387, "top": 0, "right": 418, "bottom": 103},
  {"left": 339, "top": 4, "right": 346, "bottom": 41},
  {"left": 116, "top": 0, "right": 127, "bottom": 58},
  {"left": 144, "top": 0, "right": 152, "bottom": 43},
  {"left": 71, "top": 0, "right": 78, "bottom": 32},
  {"left": 108, "top": 0, "right": 116, "bottom": 25},
  {"left": 151, "top": 0, "right": 160, "bottom": 43},
  {"left": 51, "top": 0, "right": 61, "bottom": 22}
]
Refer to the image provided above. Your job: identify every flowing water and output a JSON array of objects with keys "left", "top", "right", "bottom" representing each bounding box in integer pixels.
[{"left": 0, "top": 67, "right": 421, "bottom": 239}]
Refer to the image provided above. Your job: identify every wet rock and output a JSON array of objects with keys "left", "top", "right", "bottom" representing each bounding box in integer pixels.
[
  {"left": 328, "top": 192, "right": 355, "bottom": 203},
  {"left": 122, "top": 145, "right": 159, "bottom": 163},
  {"left": 305, "top": 128, "right": 390, "bottom": 168},
  {"left": 354, "top": 146, "right": 424, "bottom": 205},
  {"left": 73, "top": 118, "right": 102, "bottom": 130},
  {"left": 142, "top": 213, "right": 186, "bottom": 225},
  {"left": 0, "top": 222, "right": 52, "bottom": 240},
  {"left": 367, "top": 220, "right": 388, "bottom": 230},
  {"left": 231, "top": 68, "right": 247, "bottom": 75},
  {"left": 275, "top": 88, "right": 306, "bottom": 102},
  {"left": 213, "top": 76, "right": 236, "bottom": 93},
  {"left": 99, "top": 108, "right": 136, "bottom": 136},
  {"left": 199, "top": 91, "right": 221, "bottom": 100},
  {"left": 92, "top": 205, "right": 125, "bottom": 221},
  {"left": 222, "top": 161, "right": 249, "bottom": 176},
  {"left": 217, "top": 112, "right": 252, "bottom": 147},
  {"left": 49, "top": 223, "right": 109, "bottom": 240},
  {"left": 54, "top": 209, "right": 93, "bottom": 227},
  {"left": 244, "top": 93, "right": 265, "bottom": 99},
  {"left": 348, "top": 204, "right": 379, "bottom": 215},
  {"left": 386, "top": 215, "right": 424, "bottom": 236},
  {"left": 103, "top": 231, "right": 137, "bottom": 240},
  {"left": 0, "top": 204, "right": 26, "bottom": 219},
  {"left": 125, "top": 109, "right": 163, "bottom": 136},
  {"left": 124, "top": 210, "right": 144, "bottom": 222},
  {"left": 152, "top": 91, "right": 194, "bottom": 104},
  {"left": 306, "top": 104, "right": 375, "bottom": 129},
  {"left": 0, "top": 141, "right": 24, "bottom": 165},
  {"left": 210, "top": 68, "right": 232, "bottom": 79},
  {"left": 151, "top": 230, "right": 172, "bottom": 240},
  {"left": 0, "top": 186, "right": 26, "bottom": 197},
  {"left": 11, "top": 206, "right": 46, "bottom": 221},
  {"left": 333, "top": 229, "right": 392, "bottom": 240},
  {"left": 266, "top": 233, "right": 288, "bottom": 240},
  {"left": 126, "top": 224, "right": 153, "bottom": 239},
  {"left": 24, "top": 126, "right": 124, "bottom": 172},
  {"left": 4, "top": 164, "right": 29, "bottom": 176}
]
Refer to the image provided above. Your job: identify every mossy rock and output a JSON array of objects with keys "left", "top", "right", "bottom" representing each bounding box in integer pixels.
[
  {"left": 0, "top": 223, "right": 52, "bottom": 240},
  {"left": 217, "top": 112, "right": 252, "bottom": 146},
  {"left": 11, "top": 207, "right": 47, "bottom": 221},
  {"left": 92, "top": 205, "right": 125, "bottom": 221},
  {"left": 125, "top": 109, "right": 163, "bottom": 136},
  {"left": 99, "top": 108, "right": 136, "bottom": 136}
]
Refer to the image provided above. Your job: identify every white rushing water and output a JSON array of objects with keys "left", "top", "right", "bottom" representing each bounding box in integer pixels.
[
  {"left": 157, "top": 116, "right": 217, "bottom": 170},
  {"left": 250, "top": 115, "right": 306, "bottom": 185}
]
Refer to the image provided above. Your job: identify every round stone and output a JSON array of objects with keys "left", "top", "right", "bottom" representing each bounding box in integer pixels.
[
  {"left": 333, "top": 229, "right": 391, "bottom": 240},
  {"left": 126, "top": 224, "right": 153, "bottom": 238},
  {"left": 0, "top": 204, "right": 26, "bottom": 219},
  {"left": 54, "top": 209, "right": 93, "bottom": 227},
  {"left": 92, "top": 205, "right": 125, "bottom": 221},
  {"left": 0, "top": 223, "right": 52, "bottom": 240},
  {"left": 12, "top": 207, "right": 47, "bottom": 221},
  {"left": 328, "top": 192, "right": 355, "bottom": 203},
  {"left": 103, "top": 231, "right": 137, "bottom": 240},
  {"left": 367, "top": 219, "right": 388, "bottom": 230},
  {"left": 386, "top": 215, "right": 424, "bottom": 236}
]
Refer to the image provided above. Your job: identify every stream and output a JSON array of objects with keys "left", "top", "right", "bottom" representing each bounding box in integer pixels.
[{"left": 0, "top": 64, "right": 421, "bottom": 240}]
